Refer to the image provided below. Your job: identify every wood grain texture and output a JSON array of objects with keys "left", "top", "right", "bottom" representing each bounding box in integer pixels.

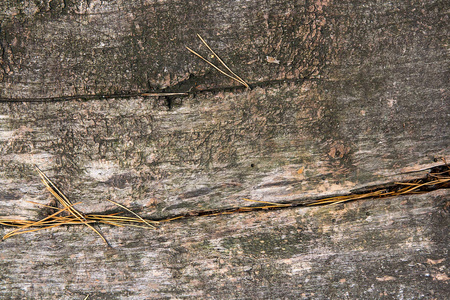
[
  {"left": 0, "top": 0, "right": 449, "bottom": 298},
  {"left": 0, "top": 0, "right": 336, "bottom": 99},
  {"left": 1, "top": 0, "right": 447, "bottom": 99},
  {"left": 1, "top": 191, "right": 449, "bottom": 299},
  {"left": 1, "top": 81, "right": 448, "bottom": 220}
]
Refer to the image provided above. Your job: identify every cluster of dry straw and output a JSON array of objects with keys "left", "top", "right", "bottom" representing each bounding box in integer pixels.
[{"left": 1, "top": 167, "right": 158, "bottom": 246}]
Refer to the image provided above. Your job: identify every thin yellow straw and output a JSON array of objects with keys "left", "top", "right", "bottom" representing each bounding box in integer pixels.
[
  {"left": 3, "top": 202, "right": 82, "bottom": 240},
  {"left": 185, "top": 46, "right": 248, "bottom": 87},
  {"left": 35, "top": 166, "right": 112, "bottom": 247},
  {"left": 243, "top": 198, "right": 290, "bottom": 206},
  {"left": 196, "top": 34, "right": 250, "bottom": 88},
  {"left": 106, "top": 199, "right": 158, "bottom": 229}
]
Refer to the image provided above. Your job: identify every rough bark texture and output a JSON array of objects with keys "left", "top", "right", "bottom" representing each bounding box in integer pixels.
[{"left": 0, "top": 0, "right": 449, "bottom": 299}]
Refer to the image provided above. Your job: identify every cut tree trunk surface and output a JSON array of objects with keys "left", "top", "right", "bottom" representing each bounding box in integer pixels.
[{"left": 0, "top": 0, "right": 449, "bottom": 299}]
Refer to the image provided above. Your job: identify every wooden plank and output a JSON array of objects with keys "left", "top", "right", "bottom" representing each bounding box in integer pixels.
[
  {"left": 1, "top": 0, "right": 448, "bottom": 99},
  {"left": 1, "top": 82, "right": 448, "bottom": 220},
  {"left": 1, "top": 190, "right": 449, "bottom": 299}
]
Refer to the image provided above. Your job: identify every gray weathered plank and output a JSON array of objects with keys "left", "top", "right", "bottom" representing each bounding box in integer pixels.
[
  {"left": 1, "top": 83, "right": 448, "bottom": 220},
  {"left": 1, "top": 190, "right": 449, "bottom": 299},
  {"left": 1, "top": 0, "right": 448, "bottom": 99}
]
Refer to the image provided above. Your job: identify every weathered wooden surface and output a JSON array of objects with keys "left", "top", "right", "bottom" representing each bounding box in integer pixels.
[
  {"left": 1, "top": 191, "right": 449, "bottom": 299},
  {"left": 1, "top": 0, "right": 449, "bottom": 298}
]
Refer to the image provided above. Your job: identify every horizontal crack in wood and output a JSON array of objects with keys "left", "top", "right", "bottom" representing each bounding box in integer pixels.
[
  {"left": 0, "top": 78, "right": 307, "bottom": 103},
  {"left": 1, "top": 165, "right": 448, "bottom": 235}
]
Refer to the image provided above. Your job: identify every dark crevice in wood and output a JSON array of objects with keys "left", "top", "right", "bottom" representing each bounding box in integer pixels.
[
  {"left": 0, "top": 77, "right": 308, "bottom": 103},
  {"left": 0, "top": 92, "right": 141, "bottom": 103}
]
